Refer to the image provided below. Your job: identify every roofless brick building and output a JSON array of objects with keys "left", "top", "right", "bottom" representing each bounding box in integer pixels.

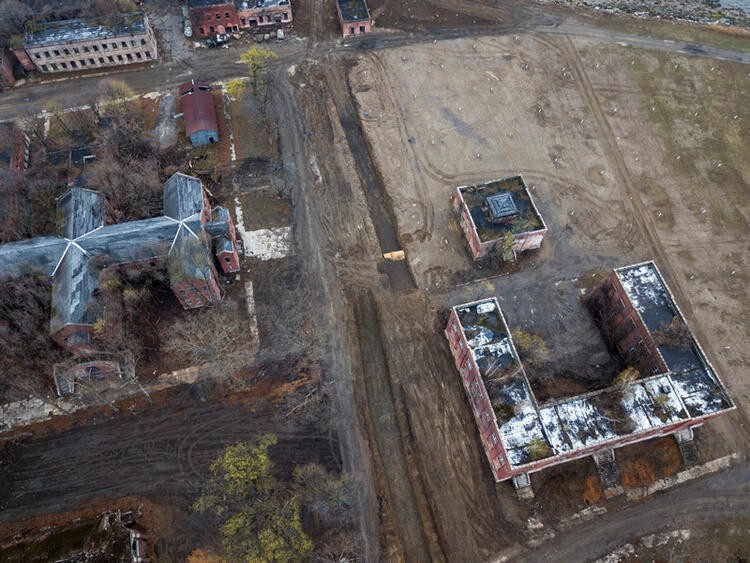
[{"left": 445, "top": 262, "right": 733, "bottom": 491}]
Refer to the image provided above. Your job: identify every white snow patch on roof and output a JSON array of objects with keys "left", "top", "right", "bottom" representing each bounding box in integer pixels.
[
  {"left": 551, "top": 397, "right": 618, "bottom": 450},
  {"left": 474, "top": 337, "right": 513, "bottom": 358},
  {"left": 617, "top": 263, "right": 666, "bottom": 312},
  {"left": 539, "top": 406, "right": 569, "bottom": 453},
  {"left": 477, "top": 301, "right": 495, "bottom": 314},
  {"left": 465, "top": 325, "right": 497, "bottom": 348}
]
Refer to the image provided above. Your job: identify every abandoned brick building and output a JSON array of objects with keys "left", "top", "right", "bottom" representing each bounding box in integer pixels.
[
  {"left": 187, "top": 0, "right": 293, "bottom": 37},
  {"left": 15, "top": 12, "right": 157, "bottom": 75},
  {"left": 453, "top": 176, "right": 548, "bottom": 261},
  {"left": 0, "top": 123, "right": 31, "bottom": 173},
  {"left": 0, "top": 173, "right": 240, "bottom": 355},
  {"left": 0, "top": 49, "right": 16, "bottom": 89},
  {"left": 336, "top": 0, "right": 374, "bottom": 37},
  {"left": 445, "top": 262, "right": 733, "bottom": 490}
]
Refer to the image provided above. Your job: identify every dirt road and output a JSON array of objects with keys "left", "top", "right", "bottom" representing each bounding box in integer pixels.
[
  {"left": 529, "top": 463, "right": 750, "bottom": 560},
  {"left": 1, "top": 8, "right": 749, "bottom": 122}
]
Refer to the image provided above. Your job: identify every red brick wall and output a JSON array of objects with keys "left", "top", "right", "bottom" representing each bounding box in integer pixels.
[
  {"left": 340, "top": 19, "right": 373, "bottom": 37},
  {"left": 172, "top": 275, "right": 221, "bottom": 309},
  {"left": 454, "top": 191, "right": 482, "bottom": 260},
  {"left": 0, "top": 50, "right": 15, "bottom": 88},
  {"left": 512, "top": 229, "right": 546, "bottom": 253},
  {"left": 592, "top": 272, "right": 667, "bottom": 378},
  {"left": 51, "top": 323, "right": 97, "bottom": 356},
  {"left": 445, "top": 309, "right": 512, "bottom": 480},
  {"left": 190, "top": 4, "right": 240, "bottom": 37},
  {"left": 11, "top": 130, "right": 30, "bottom": 172},
  {"left": 218, "top": 250, "right": 239, "bottom": 273},
  {"left": 237, "top": 4, "right": 293, "bottom": 28}
]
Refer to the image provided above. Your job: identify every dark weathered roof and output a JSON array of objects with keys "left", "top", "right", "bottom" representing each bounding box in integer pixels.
[
  {"left": 77, "top": 217, "right": 179, "bottom": 265},
  {"left": 163, "top": 172, "right": 206, "bottom": 220},
  {"left": 458, "top": 176, "right": 547, "bottom": 243},
  {"left": 616, "top": 262, "right": 733, "bottom": 417},
  {"left": 179, "top": 80, "right": 218, "bottom": 139},
  {"left": 23, "top": 13, "right": 148, "bottom": 48},
  {"left": 337, "top": 0, "right": 371, "bottom": 22},
  {"left": 57, "top": 187, "right": 103, "bottom": 239},
  {"left": 206, "top": 206, "right": 230, "bottom": 237},
  {"left": 169, "top": 225, "right": 214, "bottom": 282},
  {"left": 0, "top": 237, "right": 68, "bottom": 281},
  {"left": 50, "top": 244, "right": 97, "bottom": 333},
  {"left": 0, "top": 172, "right": 237, "bottom": 340}
]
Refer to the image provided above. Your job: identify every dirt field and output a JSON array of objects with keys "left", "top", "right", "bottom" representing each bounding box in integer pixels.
[
  {"left": 339, "top": 27, "right": 749, "bottom": 557},
  {"left": 0, "top": 370, "right": 333, "bottom": 559},
  {"left": 351, "top": 31, "right": 748, "bottom": 433},
  {"left": 2, "top": 2, "right": 749, "bottom": 559}
]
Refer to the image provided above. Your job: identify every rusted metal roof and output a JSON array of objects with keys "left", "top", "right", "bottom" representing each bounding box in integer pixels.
[{"left": 179, "top": 80, "right": 218, "bottom": 138}]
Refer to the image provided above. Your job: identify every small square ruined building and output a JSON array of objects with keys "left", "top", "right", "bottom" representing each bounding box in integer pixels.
[
  {"left": 445, "top": 261, "right": 734, "bottom": 484},
  {"left": 336, "top": 0, "right": 373, "bottom": 38},
  {"left": 453, "top": 175, "right": 547, "bottom": 261}
]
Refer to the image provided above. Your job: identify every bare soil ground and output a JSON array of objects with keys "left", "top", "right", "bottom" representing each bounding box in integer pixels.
[
  {"left": 341, "top": 26, "right": 749, "bottom": 552},
  {"left": 0, "top": 369, "right": 333, "bottom": 559},
  {"left": 630, "top": 516, "right": 750, "bottom": 560}
]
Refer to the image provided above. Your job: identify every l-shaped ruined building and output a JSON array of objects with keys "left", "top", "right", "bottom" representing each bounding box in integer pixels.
[
  {"left": 0, "top": 172, "right": 240, "bottom": 355},
  {"left": 446, "top": 262, "right": 734, "bottom": 492}
]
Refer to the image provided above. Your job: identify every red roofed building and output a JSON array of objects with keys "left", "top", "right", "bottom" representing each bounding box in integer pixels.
[{"left": 179, "top": 80, "right": 219, "bottom": 146}]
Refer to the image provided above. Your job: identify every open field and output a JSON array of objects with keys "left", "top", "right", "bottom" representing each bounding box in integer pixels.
[{"left": 343, "top": 28, "right": 750, "bottom": 553}]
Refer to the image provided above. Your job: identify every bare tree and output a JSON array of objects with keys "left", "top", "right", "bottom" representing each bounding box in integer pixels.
[
  {"left": 0, "top": 0, "right": 31, "bottom": 45},
  {"left": 161, "top": 301, "right": 253, "bottom": 377}
]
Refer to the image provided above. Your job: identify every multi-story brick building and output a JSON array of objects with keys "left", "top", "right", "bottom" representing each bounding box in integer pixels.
[
  {"left": 336, "top": 0, "right": 373, "bottom": 37},
  {"left": 0, "top": 173, "right": 240, "bottom": 355},
  {"left": 0, "top": 49, "right": 16, "bottom": 89},
  {"left": 187, "top": 0, "right": 293, "bottom": 38},
  {"left": 445, "top": 262, "right": 733, "bottom": 488},
  {"left": 0, "top": 123, "right": 31, "bottom": 173},
  {"left": 453, "top": 175, "right": 547, "bottom": 261},
  {"left": 21, "top": 12, "right": 157, "bottom": 74}
]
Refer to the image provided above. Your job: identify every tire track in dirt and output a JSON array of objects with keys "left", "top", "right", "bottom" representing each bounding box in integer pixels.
[
  {"left": 306, "top": 0, "right": 326, "bottom": 49},
  {"left": 551, "top": 36, "right": 729, "bottom": 346},
  {"left": 323, "top": 61, "right": 416, "bottom": 290},
  {"left": 553, "top": 36, "right": 750, "bottom": 454},
  {"left": 352, "top": 290, "right": 436, "bottom": 562},
  {"left": 362, "top": 52, "right": 436, "bottom": 238},
  {"left": 0, "top": 389, "right": 332, "bottom": 525}
]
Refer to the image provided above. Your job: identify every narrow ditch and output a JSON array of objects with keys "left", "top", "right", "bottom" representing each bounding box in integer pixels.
[
  {"left": 329, "top": 68, "right": 416, "bottom": 291},
  {"left": 352, "top": 289, "right": 432, "bottom": 562}
]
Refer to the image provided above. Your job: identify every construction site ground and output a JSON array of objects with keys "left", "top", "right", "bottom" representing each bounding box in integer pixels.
[
  {"left": 1, "top": 1, "right": 749, "bottom": 561},
  {"left": 288, "top": 24, "right": 749, "bottom": 562}
]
